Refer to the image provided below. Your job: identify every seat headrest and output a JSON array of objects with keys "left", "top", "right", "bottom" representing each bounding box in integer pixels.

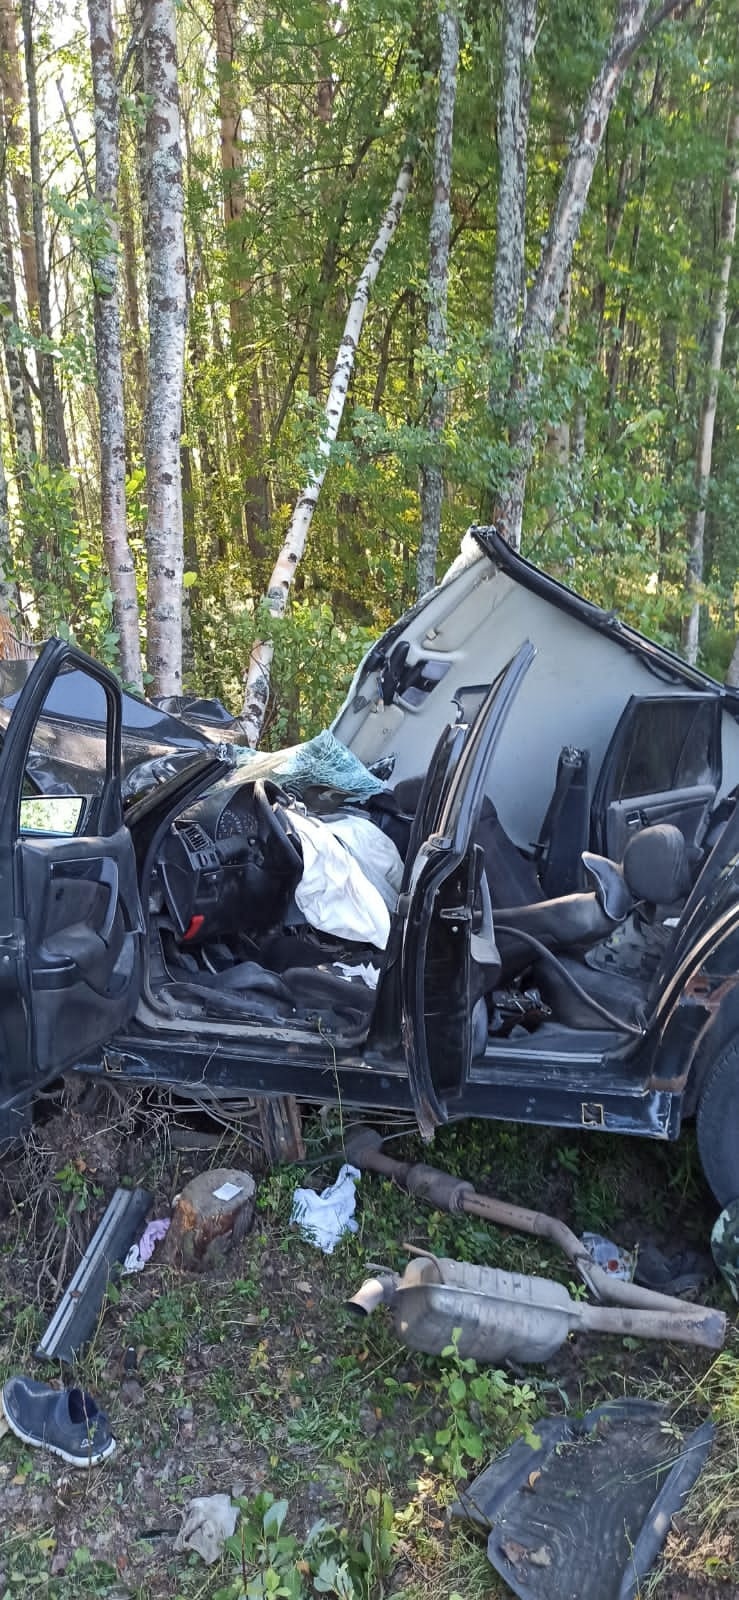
[{"left": 622, "top": 824, "right": 690, "bottom": 905}]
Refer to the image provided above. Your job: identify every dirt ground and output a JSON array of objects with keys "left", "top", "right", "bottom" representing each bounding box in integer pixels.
[{"left": 0, "top": 1081, "right": 736, "bottom": 1600}]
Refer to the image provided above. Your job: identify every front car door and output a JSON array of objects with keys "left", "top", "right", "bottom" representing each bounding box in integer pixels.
[
  {"left": 0, "top": 641, "right": 143, "bottom": 1129},
  {"left": 401, "top": 643, "right": 535, "bottom": 1136}
]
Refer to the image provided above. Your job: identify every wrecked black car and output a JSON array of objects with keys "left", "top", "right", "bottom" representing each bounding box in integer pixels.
[{"left": 1, "top": 527, "right": 739, "bottom": 1204}]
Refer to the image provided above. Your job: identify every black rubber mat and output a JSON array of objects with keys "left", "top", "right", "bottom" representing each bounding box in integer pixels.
[{"left": 454, "top": 1399, "right": 713, "bottom": 1600}]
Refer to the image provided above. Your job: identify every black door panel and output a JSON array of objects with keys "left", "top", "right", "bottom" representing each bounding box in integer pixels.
[
  {"left": 20, "top": 830, "right": 143, "bottom": 1065},
  {"left": 593, "top": 695, "right": 722, "bottom": 859},
  {"left": 403, "top": 643, "right": 535, "bottom": 1134},
  {"left": 0, "top": 642, "right": 143, "bottom": 1102},
  {"left": 604, "top": 782, "right": 717, "bottom": 863}
]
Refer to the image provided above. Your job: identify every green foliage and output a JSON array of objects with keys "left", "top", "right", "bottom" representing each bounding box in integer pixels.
[
  {"left": 213, "top": 1488, "right": 399, "bottom": 1600},
  {"left": 130, "top": 1288, "right": 196, "bottom": 1371},
  {"left": 14, "top": 460, "right": 121, "bottom": 664},
  {"left": 426, "top": 1329, "right": 539, "bottom": 1482},
  {"left": 52, "top": 1160, "right": 103, "bottom": 1218},
  {"left": 192, "top": 587, "right": 375, "bottom": 742},
  {"left": 48, "top": 189, "right": 120, "bottom": 293},
  {"left": 1, "top": 0, "right": 738, "bottom": 692}
]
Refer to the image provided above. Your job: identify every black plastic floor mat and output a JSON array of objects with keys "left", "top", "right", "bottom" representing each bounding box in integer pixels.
[{"left": 454, "top": 1399, "right": 713, "bottom": 1600}]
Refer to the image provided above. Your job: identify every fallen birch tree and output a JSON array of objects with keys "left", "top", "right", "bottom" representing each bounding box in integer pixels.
[{"left": 241, "top": 155, "right": 414, "bottom": 747}]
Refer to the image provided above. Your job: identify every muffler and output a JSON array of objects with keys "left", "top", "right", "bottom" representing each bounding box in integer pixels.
[
  {"left": 347, "top": 1252, "right": 725, "bottom": 1361},
  {"left": 343, "top": 1128, "right": 727, "bottom": 1351}
]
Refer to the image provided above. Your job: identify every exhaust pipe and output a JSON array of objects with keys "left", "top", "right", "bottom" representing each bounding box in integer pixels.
[
  {"left": 343, "top": 1128, "right": 726, "bottom": 1351},
  {"left": 345, "top": 1274, "right": 398, "bottom": 1316},
  {"left": 348, "top": 1253, "right": 726, "bottom": 1363}
]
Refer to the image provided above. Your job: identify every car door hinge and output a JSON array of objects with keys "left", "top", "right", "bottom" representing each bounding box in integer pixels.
[{"left": 439, "top": 905, "right": 471, "bottom": 922}]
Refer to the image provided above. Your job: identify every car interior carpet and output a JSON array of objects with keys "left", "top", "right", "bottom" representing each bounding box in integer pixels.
[{"left": 159, "top": 959, "right": 376, "bottom": 1032}]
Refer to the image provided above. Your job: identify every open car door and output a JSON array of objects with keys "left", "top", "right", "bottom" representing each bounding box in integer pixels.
[
  {"left": 401, "top": 642, "right": 535, "bottom": 1137},
  {"left": 0, "top": 641, "right": 144, "bottom": 1131}
]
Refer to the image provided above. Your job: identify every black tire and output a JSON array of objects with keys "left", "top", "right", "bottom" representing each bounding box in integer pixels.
[{"left": 696, "top": 1038, "right": 739, "bottom": 1208}]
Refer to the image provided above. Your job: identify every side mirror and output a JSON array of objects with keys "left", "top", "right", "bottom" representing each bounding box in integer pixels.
[{"left": 19, "top": 796, "right": 84, "bottom": 836}]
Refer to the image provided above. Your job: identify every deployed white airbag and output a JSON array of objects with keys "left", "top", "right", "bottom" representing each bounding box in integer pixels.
[{"left": 288, "top": 809, "right": 392, "bottom": 947}]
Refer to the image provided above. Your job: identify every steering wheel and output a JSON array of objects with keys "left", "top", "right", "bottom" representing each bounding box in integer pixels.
[{"left": 254, "top": 780, "right": 304, "bottom": 876}]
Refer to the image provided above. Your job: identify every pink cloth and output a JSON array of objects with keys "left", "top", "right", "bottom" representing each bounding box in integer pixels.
[{"left": 122, "top": 1217, "right": 170, "bottom": 1274}]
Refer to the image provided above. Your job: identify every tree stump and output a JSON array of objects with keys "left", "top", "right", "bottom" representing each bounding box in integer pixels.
[{"left": 163, "top": 1168, "right": 256, "bottom": 1270}]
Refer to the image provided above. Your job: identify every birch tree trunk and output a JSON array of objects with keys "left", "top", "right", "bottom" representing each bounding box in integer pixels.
[
  {"left": 417, "top": 0, "right": 460, "bottom": 599},
  {"left": 241, "top": 155, "right": 414, "bottom": 745},
  {"left": 213, "top": 0, "right": 270, "bottom": 570},
  {"left": 119, "top": 159, "right": 147, "bottom": 450},
  {"left": 0, "top": 166, "right": 44, "bottom": 601},
  {"left": 682, "top": 94, "right": 739, "bottom": 666},
  {"left": 142, "top": 0, "right": 187, "bottom": 696},
  {"left": 492, "top": 0, "right": 682, "bottom": 551},
  {"left": 0, "top": 0, "right": 39, "bottom": 319},
  {"left": 491, "top": 0, "right": 537, "bottom": 353},
  {"left": 88, "top": 0, "right": 143, "bottom": 690},
  {"left": 19, "top": 0, "right": 68, "bottom": 468},
  {"left": 0, "top": 177, "right": 36, "bottom": 461},
  {"left": 0, "top": 437, "right": 14, "bottom": 622}
]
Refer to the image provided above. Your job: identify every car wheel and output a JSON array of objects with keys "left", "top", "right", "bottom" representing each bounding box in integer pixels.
[{"left": 696, "top": 1038, "right": 739, "bottom": 1208}]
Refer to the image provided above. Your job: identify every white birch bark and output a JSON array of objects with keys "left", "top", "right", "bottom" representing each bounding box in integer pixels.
[
  {"left": 682, "top": 96, "right": 739, "bottom": 666},
  {"left": 493, "top": 0, "right": 681, "bottom": 551},
  {"left": 0, "top": 439, "right": 14, "bottom": 621},
  {"left": 0, "top": 187, "right": 36, "bottom": 462},
  {"left": 0, "top": 0, "right": 38, "bottom": 318},
  {"left": 492, "top": 0, "right": 537, "bottom": 352},
  {"left": 242, "top": 156, "right": 414, "bottom": 744},
  {"left": 142, "top": 0, "right": 187, "bottom": 696},
  {"left": 88, "top": 0, "right": 143, "bottom": 690},
  {"left": 20, "top": 0, "right": 68, "bottom": 468},
  {"left": 417, "top": 1, "right": 460, "bottom": 599}
]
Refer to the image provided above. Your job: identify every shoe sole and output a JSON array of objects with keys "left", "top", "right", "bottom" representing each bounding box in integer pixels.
[{"left": 1, "top": 1394, "right": 116, "bottom": 1468}]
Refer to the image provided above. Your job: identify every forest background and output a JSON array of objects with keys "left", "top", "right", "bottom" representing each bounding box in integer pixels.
[{"left": 0, "top": 0, "right": 737, "bottom": 749}]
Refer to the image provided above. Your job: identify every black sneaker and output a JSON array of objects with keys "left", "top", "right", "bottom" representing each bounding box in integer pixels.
[{"left": 1, "top": 1377, "right": 116, "bottom": 1467}]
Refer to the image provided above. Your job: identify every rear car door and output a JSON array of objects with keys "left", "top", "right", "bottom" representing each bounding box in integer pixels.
[
  {"left": 0, "top": 641, "right": 143, "bottom": 1123},
  {"left": 592, "top": 694, "right": 721, "bottom": 861},
  {"left": 401, "top": 643, "right": 535, "bottom": 1137}
]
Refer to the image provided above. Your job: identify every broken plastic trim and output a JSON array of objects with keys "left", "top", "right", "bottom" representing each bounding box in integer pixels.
[{"left": 36, "top": 1186, "right": 153, "bottom": 1362}]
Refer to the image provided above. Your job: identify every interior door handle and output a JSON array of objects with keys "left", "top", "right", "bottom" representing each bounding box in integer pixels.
[{"left": 96, "top": 858, "right": 120, "bottom": 943}]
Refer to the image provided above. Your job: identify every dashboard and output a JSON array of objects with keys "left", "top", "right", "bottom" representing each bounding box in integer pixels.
[{"left": 157, "top": 774, "right": 303, "bottom": 944}]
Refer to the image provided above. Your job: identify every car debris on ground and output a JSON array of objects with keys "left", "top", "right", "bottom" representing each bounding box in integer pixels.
[
  {"left": 343, "top": 1128, "right": 728, "bottom": 1335},
  {"left": 580, "top": 1231, "right": 634, "bottom": 1281},
  {"left": 35, "top": 1186, "right": 153, "bottom": 1362},
  {"left": 122, "top": 1216, "right": 171, "bottom": 1274},
  {"left": 347, "top": 1248, "right": 725, "bottom": 1358},
  {"left": 453, "top": 1399, "right": 715, "bottom": 1600}
]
